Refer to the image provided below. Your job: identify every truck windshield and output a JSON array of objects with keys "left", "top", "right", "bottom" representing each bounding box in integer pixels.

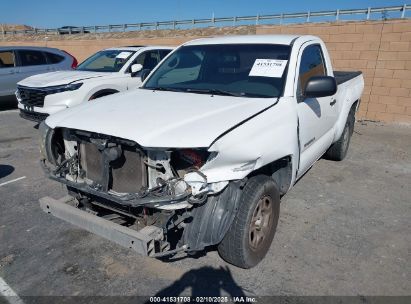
[
  {"left": 76, "top": 50, "right": 135, "bottom": 72},
  {"left": 143, "top": 44, "right": 291, "bottom": 98}
]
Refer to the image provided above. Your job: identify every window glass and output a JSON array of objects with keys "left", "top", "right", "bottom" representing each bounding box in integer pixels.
[
  {"left": 45, "top": 52, "right": 64, "bottom": 64},
  {"left": 159, "top": 50, "right": 172, "bottom": 60},
  {"left": 298, "top": 45, "right": 326, "bottom": 95},
  {"left": 156, "top": 50, "right": 203, "bottom": 85},
  {"left": 77, "top": 50, "right": 135, "bottom": 72},
  {"left": 134, "top": 53, "right": 145, "bottom": 65},
  {"left": 134, "top": 51, "right": 161, "bottom": 70},
  {"left": 18, "top": 50, "right": 47, "bottom": 66},
  {"left": 0, "top": 51, "right": 15, "bottom": 68},
  {"left": 144, "top": 44, "right": 291, "bottom": 98}
]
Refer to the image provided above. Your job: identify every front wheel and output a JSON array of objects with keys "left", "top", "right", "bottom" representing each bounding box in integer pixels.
[{"left": 217, "top": 175, "right": 280, "bottom": 268}]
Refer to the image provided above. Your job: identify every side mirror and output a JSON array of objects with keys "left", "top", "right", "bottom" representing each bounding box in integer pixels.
[
  {"left": 304, "top": 76, "right": 337, "bottom": 98},
  {"left": 140, "top": 69, "right": 152, "bottom": 82},
  {"left": 130, "top": 64, "right": 143, "bottom": 77}
]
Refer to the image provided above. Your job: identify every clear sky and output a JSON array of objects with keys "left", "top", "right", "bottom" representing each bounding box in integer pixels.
[{"left": 0, "top": 0, "right": 405, "bottom": 28}]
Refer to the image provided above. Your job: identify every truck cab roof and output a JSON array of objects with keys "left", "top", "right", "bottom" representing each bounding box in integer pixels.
[{"left": 183, "top": 34, "right": 316, "bottom": 46}]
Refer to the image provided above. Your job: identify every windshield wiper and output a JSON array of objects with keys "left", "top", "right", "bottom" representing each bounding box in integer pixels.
[
  {"left": 185, "top": 88, "right": 244, "bottom": 97},
  {"left": 146, "top": 87, "right": 272, "bottom": 98},
  {"left": 146, "top": 86, "right": 185, "bottom": 92},
  {"left": 239, "top": 92, "right": 273, "bottom": 98}
]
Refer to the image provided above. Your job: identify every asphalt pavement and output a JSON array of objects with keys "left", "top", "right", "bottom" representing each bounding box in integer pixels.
[{"left": 0, "top": 107, "right": 410, "bottom": 299}]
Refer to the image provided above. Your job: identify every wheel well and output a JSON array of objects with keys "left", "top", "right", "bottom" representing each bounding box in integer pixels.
[
  {"left": 89, "top": 89, "right": 119, "bottom": 100},
  {"left": 352, "top": 100, "right": 359, "bottom": 114},
  {"left": 248, "top": 156, "right": 293, "bottom": 195}
]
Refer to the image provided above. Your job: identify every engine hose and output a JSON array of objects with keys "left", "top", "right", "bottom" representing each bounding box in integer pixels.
[{"left": 53, "top": 154, "right": 77, "bottom": 175}]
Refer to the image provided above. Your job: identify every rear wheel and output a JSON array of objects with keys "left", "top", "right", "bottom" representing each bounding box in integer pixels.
[
  {"left": 324, "top": 107, "right": 355, "bottom": 161},
  {"left": 218, "top": 175, "right": 280, "bottom": 268}
]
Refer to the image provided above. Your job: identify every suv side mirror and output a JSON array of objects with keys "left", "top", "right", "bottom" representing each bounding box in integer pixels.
[
  {"left": 130, "top": 64, "right": 143, "bottom": 77},
  {"left": 140, "top": 69, "right": 152, "bottom": 82},
  {"left": 304, "top": 76, "right": 337, "bottom": 98}
]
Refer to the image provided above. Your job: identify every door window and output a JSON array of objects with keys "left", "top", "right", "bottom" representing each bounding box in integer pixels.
[
  {"left": 134, "top": 51, "right": 161, "bottom": 70},
  {"left": 45, "top": 52, "right": 65, "bottom": 64},
  {"left": 0, "top": 51, "right": 15, "bottom": 68},
  {"left": 159, "top": 49, "right": 172, "bottom": 60},
  {"left": 298, "top": 45, "right": 326, "bottom": 96},
  {"left": 18, "top": 50, "right": 47, "bottom": 66}
]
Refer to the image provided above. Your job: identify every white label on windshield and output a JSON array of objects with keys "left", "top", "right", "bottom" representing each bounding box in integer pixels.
[
  {"left": 249, "top": 59, "right": 288, "bottom": 78},
  {"left": 116, "top": 52, "right": 132, "bottom": 59}
]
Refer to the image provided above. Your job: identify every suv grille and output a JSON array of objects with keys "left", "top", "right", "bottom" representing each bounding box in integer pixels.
[
  {"left": 19, "top": 109, "right": 49, "bottom": 122},
  {"left": 17, "top": 86, "right": 48, "bottom": 107}
]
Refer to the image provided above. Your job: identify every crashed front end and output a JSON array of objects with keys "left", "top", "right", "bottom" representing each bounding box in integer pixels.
[{"left": 39, "top": 122, "right": 241, "bottom": 257}]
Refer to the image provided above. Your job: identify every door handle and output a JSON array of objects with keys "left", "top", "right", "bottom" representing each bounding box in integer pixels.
[{"left": 330, "top": 99, "right": 337, "bottom": 106}]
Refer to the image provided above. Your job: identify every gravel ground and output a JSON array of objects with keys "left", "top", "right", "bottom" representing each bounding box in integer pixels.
[{"left": 0, "top": 108, "right": 410, "bottom": 298}]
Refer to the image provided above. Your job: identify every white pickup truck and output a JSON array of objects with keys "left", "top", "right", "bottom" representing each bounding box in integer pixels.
[
  {"left": 16, "top": 46, "right": 173, "bottom": 122},
  {"left": 38, "top": 35, "right": 364, "bottom": 268}
]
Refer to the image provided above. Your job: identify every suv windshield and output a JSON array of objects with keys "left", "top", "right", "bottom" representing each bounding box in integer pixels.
[
  {"left": 77, "top": 50, "right": 135, "bottom": 72},
  {"left": 143, "top": 44, "right": 291, "bottom": 98}
]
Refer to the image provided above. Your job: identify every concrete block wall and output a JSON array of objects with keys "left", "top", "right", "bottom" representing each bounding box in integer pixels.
[
  {"left": 1, "top": 19, "right": 410, "bottom": 123},
  {"left": 256, "top": 19, "right": 411, "bottom": 124}
]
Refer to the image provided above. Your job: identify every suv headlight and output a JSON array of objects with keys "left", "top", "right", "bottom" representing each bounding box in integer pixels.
[
  {"left": 47, "top": 82, "right": 83, "bottom": 95},
  {"left": 15, "top": 90, "right": 21, "bottom": 101}
]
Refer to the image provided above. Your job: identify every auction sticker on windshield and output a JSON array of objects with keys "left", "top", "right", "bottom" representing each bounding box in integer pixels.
[
  {"left": 249, "top": 59, "right": 288, "bottom": 78},
  {"left": 116, "top": 52, "right": 132, "bottom": 59}
]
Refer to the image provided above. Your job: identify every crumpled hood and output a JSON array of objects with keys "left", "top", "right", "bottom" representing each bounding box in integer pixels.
[
  {"left": 46, "top": 89, "right": 276, "bottom": 148},
  {"left": 18, "top": 70, "right": 108, "bottom": 87}
]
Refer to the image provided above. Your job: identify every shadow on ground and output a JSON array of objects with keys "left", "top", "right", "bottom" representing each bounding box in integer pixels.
[
  {"left": 151, "top": 266, "right": 246, "bottom": 299},
  {"left": 0, "top": 96, "right": 17, "bottom": 111},
  {"left": 0, "top": 164, "right": 15, "bottom": 179}
]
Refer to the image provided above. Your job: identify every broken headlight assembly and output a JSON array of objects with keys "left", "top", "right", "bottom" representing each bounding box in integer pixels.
[
  {"left": 39, "top": 122, "right": 66, "bottom": 166},
  {"left": 39, "top": 121, "right": 52, "bottom": 161},
  {"left": 169, "top": 149, "right": 227, "bottom": 197},
  {"left": 45, "top": 82, "right": 83, "bottom": 95}
]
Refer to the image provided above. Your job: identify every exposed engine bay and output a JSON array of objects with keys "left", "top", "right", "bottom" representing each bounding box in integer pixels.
[{"left": 39, "top": 124, "right": 239, "bottom": 256}]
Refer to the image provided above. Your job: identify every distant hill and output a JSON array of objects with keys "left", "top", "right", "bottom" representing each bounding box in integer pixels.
[{"left": 1, "top": 24, "right": 33, "bottom": 31}]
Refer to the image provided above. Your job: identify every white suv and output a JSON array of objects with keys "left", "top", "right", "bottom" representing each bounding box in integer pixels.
[
  {"left": 0, "top": 46, "right": 77, "bottom": 100},
  {"left": 17, "top": 46, "right": 173, "bottom": 122}
]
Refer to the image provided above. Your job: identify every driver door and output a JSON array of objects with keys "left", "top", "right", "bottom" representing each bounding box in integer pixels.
[{"left": 296, "top": 43, "right": 337, "bottom": 177}]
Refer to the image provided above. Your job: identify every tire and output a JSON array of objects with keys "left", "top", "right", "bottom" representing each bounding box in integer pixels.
[
  {"left": 218, "top": 175, "right": 280, "bottom": 268},
  {"left": 324, "top": 108, "right": 355, "bottom": 161}
]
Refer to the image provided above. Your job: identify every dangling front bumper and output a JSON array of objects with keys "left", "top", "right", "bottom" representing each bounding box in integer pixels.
[{"left": 39, "top": 195, "right": 165, "bottom": 256}]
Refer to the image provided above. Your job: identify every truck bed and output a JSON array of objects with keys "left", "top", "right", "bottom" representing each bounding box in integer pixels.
[{"left": 334, "top": 71, "right": 362, "bottom": 85}]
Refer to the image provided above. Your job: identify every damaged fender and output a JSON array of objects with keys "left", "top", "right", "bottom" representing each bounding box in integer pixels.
[
  {"left": 182, "top": 181, "right": 243, "bottom": 251},
  {"left": 200, "top": 97, "right": 299, "bottom": 187}
]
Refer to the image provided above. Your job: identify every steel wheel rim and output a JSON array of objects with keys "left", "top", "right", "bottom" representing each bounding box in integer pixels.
[{"left": 249, "top": 195, "right": 273, "bottom": 251}]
